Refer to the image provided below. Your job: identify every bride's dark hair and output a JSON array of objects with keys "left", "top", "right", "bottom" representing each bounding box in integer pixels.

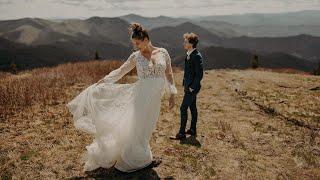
[{"left": 129, "top": 23, "right": 149, "bottom": 40}]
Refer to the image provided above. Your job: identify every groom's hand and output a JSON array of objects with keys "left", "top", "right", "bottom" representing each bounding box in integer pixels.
[
  {"left": 168, "top": 95, "right": 175, "bottom": 109},
  {"left": 189, "top": 87, "right": 194, "bottom": 92}
]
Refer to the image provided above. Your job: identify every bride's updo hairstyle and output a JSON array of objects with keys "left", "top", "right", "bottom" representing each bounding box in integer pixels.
[{"left": 129, "top": 23, "right": 149, "bottom": 40}]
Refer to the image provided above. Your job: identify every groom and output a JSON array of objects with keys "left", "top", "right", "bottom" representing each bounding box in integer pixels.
[{"left": 175, "top": 33, "right": 204, "bottom": 140}]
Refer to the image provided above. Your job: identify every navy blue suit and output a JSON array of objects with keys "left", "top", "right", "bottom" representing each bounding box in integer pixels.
[{"left": 179, "top": 49, "right": 204, "bottom": 134}]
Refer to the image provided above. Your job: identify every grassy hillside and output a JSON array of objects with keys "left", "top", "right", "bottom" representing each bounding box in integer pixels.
[{"left": 0, "top": 61, "right": 319, "bottom": 179}]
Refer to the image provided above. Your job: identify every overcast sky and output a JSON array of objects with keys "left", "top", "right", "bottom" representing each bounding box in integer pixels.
[{"left": 1, "top": 0, "right": 320, "bottom": 20}]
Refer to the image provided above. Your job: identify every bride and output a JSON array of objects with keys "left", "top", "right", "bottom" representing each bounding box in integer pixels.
[{"left": 66, "top": 23, "right": 178, "bottom": 172}]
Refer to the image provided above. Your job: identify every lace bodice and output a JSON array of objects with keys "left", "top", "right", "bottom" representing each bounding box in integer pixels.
[{"left": 102, "top": 48, "right": 177, "bottom": 95}]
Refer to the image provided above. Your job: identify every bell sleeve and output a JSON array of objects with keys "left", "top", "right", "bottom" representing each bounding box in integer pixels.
[
  {"left": 163, "top": 49, "right": 178, "bottom": 95},
  {"left": 103, "top": 52, "right": 137, "bottom": 84}
]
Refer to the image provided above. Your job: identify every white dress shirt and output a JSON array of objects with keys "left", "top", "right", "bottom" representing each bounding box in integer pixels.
[{"left": 187, "top": 48, "right": 196, "bottom": 58}]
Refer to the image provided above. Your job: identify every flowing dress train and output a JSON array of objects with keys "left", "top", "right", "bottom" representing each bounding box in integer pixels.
[{"left": 66, "top": 48, "right": 177, "bottom": 172}]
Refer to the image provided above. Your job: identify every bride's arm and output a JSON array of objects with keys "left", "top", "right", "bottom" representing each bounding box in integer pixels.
[
  {"left": 163, "top": 49, "right": 178, "bottom": 95},
  {"left": 101, "top": 52, "right": 137, "bottom": 84}
]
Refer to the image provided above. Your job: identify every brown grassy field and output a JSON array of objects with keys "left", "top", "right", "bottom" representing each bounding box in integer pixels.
[
  {"left": 0, "top": 60, "right": 136, "bottom": 119},
  {"left": 0, "top": 61, "right": 319, "bottom": 179}
]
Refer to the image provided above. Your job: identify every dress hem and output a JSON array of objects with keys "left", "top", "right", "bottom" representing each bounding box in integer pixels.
[{"left": 114, "top": 160, "right": 153, "bottom": 173}]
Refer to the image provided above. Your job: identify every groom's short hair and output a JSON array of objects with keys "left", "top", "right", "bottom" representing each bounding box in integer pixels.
[{"left": 183, "top": 33, "right": 199, "bottom": 48}]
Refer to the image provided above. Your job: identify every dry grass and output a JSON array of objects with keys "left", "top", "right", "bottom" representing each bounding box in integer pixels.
[
  {"left": 254, "top": 67, "right": 312, "bottom": 75},
  {"left": 0, "top": 60, "right": 136, "bottom": 119},
  {"left": 0, "top": 62, "right": 319, "bottom": 179}
]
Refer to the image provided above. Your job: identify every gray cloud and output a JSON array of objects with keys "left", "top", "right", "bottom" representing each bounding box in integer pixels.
[
  {"left": 0, "top": 0, "right": 13, "bottom": 4},
  {"left": 1, "top": 0, "right": 320, "bottom": 19}
]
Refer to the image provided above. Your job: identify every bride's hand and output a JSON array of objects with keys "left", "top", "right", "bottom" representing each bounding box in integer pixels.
[{"left": 168, "top": 95, "right": 175, "bottom": 109}]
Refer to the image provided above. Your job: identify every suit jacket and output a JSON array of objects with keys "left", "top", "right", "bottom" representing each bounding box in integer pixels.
[{"left": 182, "top": 49, "right": 204, "bottom": 94}]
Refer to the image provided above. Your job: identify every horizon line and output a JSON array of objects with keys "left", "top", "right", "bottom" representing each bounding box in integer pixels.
[{"left": 0, "top": 9, "right": 319, "bottom": 21}]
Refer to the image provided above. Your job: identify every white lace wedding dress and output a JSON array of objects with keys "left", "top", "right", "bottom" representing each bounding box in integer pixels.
[{"left": 66, "top": 47, "right": 177, "bottom": 172}]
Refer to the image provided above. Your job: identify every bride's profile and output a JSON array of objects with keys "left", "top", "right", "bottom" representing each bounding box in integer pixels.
[{"left": 66, "top": 22, "right": 178, "bottom": 172}]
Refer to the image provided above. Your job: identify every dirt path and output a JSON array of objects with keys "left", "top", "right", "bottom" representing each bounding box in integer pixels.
[{"left": 1, "top": 70, "right": 319, "bottom": 179}]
